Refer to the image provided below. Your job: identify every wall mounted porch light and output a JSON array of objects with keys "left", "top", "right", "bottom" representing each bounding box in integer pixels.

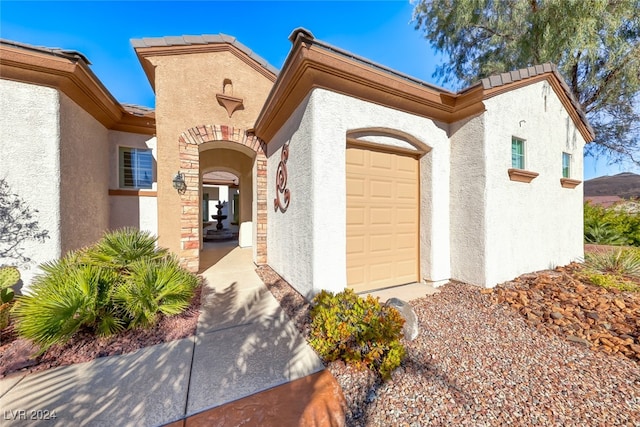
[{"left": 172, "top": 172, "right": 187, "bottom": 194}]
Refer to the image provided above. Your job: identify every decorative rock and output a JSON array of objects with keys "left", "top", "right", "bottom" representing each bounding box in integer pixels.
[
  {"left": 489, "top": 262, "right": 639, "bottom": 362},
  {"left": 613, "top": 299, "right": 626, "bottom": 310},
  {"left": 586, "top": 312, "right": 600, "bottom": 321},
  {"left": 566, "top": 335, "right": 591, "bottom": 347},
  {"left": 386, "top": 297, "right": 419, "bottom": 341}
]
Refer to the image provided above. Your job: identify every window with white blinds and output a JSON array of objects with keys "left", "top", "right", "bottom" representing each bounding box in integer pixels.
[{"left": 119, "top": 147, "right": 153, "bottom": 189}]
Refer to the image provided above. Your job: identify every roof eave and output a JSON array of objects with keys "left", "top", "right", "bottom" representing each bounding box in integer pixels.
[
  {"left": 254, "top": 29, "right": 485, "bottom": 143},
  {"left": 0, "top": 43, "right": 155, "bottom": 134},
  {"left": 131, "top": 36, "right": 279, "bottom": 93}
]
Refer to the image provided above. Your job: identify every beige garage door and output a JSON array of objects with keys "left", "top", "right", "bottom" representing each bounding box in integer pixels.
[{"left": 346, "top": 145, "right": 419, "bottom": 292}]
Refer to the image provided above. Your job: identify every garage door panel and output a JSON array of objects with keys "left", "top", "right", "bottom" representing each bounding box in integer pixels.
[
  {"left": 370, "top": 235, "right": 393, "bottom": 253},
  {"left": 370, "top": 180, "right": 393, "bottom": 198},
  {"left": 347, "top": 266, "right": 365, "bottom": 286},
  {"left": 370, "top": 151, "right": 393, "bottom": 170},
  {"left": 396, "top": 182, "right": 417, "bottom": 199},
  {"left": 396, "top": 155, "right": 418, "bottom": 172},
  {"left": 347, "top": 207, "right": 365, "bottom": 225},
  {"left": 370, "top": 262, "right": 394, "bottom": 282},
  {"left": 346, "top": 148, "right": 365, "bottom": 166},
  {"left": 396, "top": 233, "right": 416, "bottom": 249},
  {"left": 347, "top": 236, "right": 365, "bottom": 254},
  {"left": 346, "top": 146, "right": 419, "bottom": 292},
  {"left": 396, "top": 207, "right": 416, "bottom": 224},
  {"left": 347, "top": 177, "right": 366, "bottom": 197},
  {"left": 370, "top": 208, "right": 392, "bottom": 225}
]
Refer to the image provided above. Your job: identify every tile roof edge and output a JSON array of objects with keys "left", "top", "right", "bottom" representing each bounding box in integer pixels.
[
  {"left": 1, "top": 38, "right": 91, "bottom": 64},
  {"left": 476, "top": 62, "right": 594, "bottom": 137},
  {"left": 289, "top": 28, "right": 456, "bottom": 95},
  {"left": 130, "top": 34, "right": 278, "bottom": 76}
]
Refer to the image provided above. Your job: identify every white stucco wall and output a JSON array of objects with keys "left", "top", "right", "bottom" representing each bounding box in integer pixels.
[
  {"left": 0, "top": 80, "right": 62, "bottom": 287},
  {"left": 267, "top": 88, "right": 451, "bottom": 297},
  {"left": 59, "top": 93, "right": 110, "bottom": 253},
  {"left": 482, "top": 80, "right": 585, "bottom": 286},
  {"left": 449, "top": 113, "right": 487, "bottom": 285},
  {"left": 108, "top": 132, "right": 158, "bottom": 236},
  {"left": 267, "top": 94, "right": 316, "bottom": 298}
]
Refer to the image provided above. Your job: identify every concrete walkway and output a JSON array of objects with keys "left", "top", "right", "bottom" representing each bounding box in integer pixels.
[{"left": 0, "top": 243, "right": 324, "bottom": 426}]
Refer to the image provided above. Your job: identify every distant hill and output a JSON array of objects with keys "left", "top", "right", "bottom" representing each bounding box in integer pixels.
[{"left": 584, "top": 172, "right": 640, "bottom": 199}]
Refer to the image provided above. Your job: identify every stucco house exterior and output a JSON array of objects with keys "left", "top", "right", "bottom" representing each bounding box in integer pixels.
[{"left": 0, "top": 28, "right": 593, "bottom": 295}]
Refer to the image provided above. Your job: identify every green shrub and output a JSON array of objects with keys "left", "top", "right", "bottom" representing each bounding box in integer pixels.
[
  {"left": 13, "top": 229, "right": 198, "bottom": 351},
  {"left": 115, "top": 257, "right": 198, "bottom": 328},
  {"left": 581, "top": 271, "right": 639, "bottom": 292},
  {"left": 585, "top": 247, "right": 640, "bottom": 278},
  {"left": 584, "top": 202, "right": 640, "bottom": 246},
  {"left": 84, "top": 227, "right": 167, "bottom": 270},
  {"left": 309, "top": 289, "right": 406, "bottom": 380}
]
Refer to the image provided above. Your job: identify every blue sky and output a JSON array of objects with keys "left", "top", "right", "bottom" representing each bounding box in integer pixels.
[{"left": 1, "top": 0, "right": 634, "bottom": 179}]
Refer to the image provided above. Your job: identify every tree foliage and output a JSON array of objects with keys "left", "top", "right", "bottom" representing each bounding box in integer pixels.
[{"left": 413, "top": 0, "right": 640, "bottom": 164}]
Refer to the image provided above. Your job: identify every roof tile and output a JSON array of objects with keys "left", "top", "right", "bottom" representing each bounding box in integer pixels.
[
  {"left": 142, "top": 37, "right": 168, "bottom": 47},
  {"left": 202, "top": 34, "right": 225, "bottom": 44},
  {"left": 164, "top": 36, "right": 186, "bottom": 46},
  {"left": 489, "top": 74, "right": 503, "bottom": 87},
  {"left": 130, "top": 34, "right": 278, "bottom": 76},
  {"left": 183, "top": 35, "right": 204, "bottom": 45}
]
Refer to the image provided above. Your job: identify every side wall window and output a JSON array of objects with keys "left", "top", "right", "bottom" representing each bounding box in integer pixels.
[
  {"left": 119, "top": 147, "right": 153, "bottom": 189},
  {"left": 511, "top": 137, "right": 525, "bottom": 169},
  {"left": 562, "top": 152, "right": 571, "bottom": 178}
]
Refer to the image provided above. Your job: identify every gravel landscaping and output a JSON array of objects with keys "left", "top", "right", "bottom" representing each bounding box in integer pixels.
[
  {"left": 257, "top": 266, "right": 640, "bottom": 426},
  {"left": 0, "top": 285, "right": 202, "bottom": 378}
]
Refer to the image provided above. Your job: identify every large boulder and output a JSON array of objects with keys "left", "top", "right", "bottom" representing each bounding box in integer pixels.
[{"left": 386, "top": 297, "right": 419, "bottom": 341}]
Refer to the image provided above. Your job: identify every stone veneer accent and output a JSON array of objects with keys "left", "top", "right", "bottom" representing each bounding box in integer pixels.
[{"left": 178, "top": 124, "right": 267, "bottom": 271}]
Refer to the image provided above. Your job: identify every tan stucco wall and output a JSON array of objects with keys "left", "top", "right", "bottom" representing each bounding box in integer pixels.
[
  {"left": 108, "top": 131, "right": 158, "bottom": 235},
  {"left": 59, "top": 92, "right": 110, "bottom": 253},
  {"left": 147, "top": 50, "right": 274, "bottom": 253}
]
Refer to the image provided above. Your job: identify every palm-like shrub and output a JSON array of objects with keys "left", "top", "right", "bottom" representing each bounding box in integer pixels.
[
  {"left": 84, "top": 227, "right": 167, "bottom": 270},
  {"left": 13, "top": 229, "right": 198, "bottom": 351},
  {"left": 14, "top": 262, "right": 124, "bottom": 350},
  {"left": 115, "top": 257, "right": 198, "bottom": 328}
]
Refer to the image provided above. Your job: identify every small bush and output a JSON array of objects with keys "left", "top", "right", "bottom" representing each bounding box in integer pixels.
[
  {"left": 309, "top": 288, "right": 405, "bottom": 380},
  {"left": 581, "top": 271, "right": 639, "bottom": 292},
  {"left": 114, "top": 257, "right": 198, "bottom": 328},
  {"left": 585, "top": 248, "right": 640, "bottom": 278},
  {"left": 13, "top": 229, "right": 198, "bottom": 351},
  {"left": 584, "top": 202, "right": 640, "bottom": 246}
]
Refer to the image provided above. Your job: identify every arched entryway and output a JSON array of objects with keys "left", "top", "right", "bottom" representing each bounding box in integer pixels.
[{"left": 177, "top": 125, "right": 267, "bottom": 272}]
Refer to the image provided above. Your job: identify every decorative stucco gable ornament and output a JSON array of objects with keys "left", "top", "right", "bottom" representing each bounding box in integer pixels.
[
  {"left": 274, "top": 140, "right": 291, "bottom": 213},
  {"left": 216, "top": 78, "right": 244, "bottom": 118}
]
